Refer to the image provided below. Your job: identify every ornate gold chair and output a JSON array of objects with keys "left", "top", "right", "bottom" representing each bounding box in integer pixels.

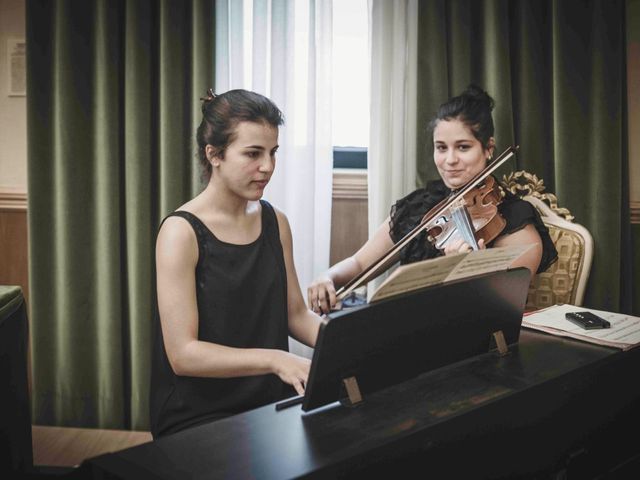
[{"left": 502, "top": 171, "right": 594, "bottom": 311}]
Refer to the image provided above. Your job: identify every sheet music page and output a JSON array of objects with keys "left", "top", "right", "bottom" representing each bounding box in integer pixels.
[
  {"left": 523, "top": 304, "right": 640, "bottom": 350},
  {"left": 369, "top": 254, "right": 467, "bottom": 302},
  {"left": 369, "top": 243, "right": 535, "bottom": 303},
  {"left": 445, "top": 244, "right": 535, "bottom": 282},
  {"left": 369, "top": 254, "right": 465, "bottom": 302}
]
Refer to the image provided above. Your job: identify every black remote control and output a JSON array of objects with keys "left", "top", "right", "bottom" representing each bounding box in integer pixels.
[{"left": 565, "top": 311, "right": 611, "bottom": 330}]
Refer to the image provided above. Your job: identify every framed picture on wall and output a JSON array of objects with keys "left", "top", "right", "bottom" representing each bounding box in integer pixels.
[{"left": 7, "top": 38, "right": 26, "bottom": 97}]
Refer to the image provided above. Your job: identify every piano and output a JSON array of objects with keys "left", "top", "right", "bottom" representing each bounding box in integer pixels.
[{"left": 79, "top": 271, "right": 640, "bottom": 479}]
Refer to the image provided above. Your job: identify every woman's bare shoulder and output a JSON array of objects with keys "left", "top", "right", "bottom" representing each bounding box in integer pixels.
[{"left": 156, "top": 214, "right": 198, "bottom": 260}]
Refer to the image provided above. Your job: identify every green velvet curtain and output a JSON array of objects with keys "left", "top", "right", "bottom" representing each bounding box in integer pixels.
[
  {"left": 416, "top": 0, "right": 635, "bottom": 314},
  {"left": 26, "top": 0, "right": 215, "bottom": 430}
]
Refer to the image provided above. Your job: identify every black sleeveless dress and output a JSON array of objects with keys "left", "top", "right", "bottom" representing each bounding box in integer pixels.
[{"left": 149, "top": 200, "right": 291, "bottom": 438}]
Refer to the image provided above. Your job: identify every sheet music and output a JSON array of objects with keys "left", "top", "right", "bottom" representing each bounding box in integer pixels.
[
  {"left": 523, "top": 304, "right": 640, "bottom": 351},
  {"left": 369, "top": 244, "right": 535, "bottom": 303},
  {"left": 446, "top": 244, "right": 534, "bottom": 281}
]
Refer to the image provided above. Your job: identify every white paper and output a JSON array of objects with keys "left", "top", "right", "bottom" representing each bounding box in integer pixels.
[
  {"left": 7, "top": 38, "right": 26, "bottom": 96},
  {"left": 369, "top": 243, "right": 535, "bottom": 303},
  {"left": 523, "top": 304, "right": 640, "bottom": 351},
  {"left": 446, "top": 244, "right": 534, "bottom": 281}
]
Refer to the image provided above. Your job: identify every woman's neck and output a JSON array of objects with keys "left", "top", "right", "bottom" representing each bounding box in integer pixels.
[{"left": 182, "top": 183, "right": 262, "bottom": 245}]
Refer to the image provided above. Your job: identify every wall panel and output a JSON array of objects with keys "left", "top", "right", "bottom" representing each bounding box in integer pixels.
[
  {"left": 0, "top": 190, "right": 28, "bottom": 303},
  {"left": 330, "top": 170, "right": 368, "bottom": 265}
]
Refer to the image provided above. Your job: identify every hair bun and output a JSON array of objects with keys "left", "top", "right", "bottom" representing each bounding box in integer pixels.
[
  {"left": 463, "top": 84, "right": 495, "bottom": 111},
  {"left": 200, "top": 88, "right": 217, "bottom": 113}
]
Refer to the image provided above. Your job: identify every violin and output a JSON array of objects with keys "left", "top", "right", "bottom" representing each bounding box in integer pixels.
[
  {"left": 335, "top": 145, "right": 519, "bottom": 301},
  {"left": 425, "top": 174, "right": 506, "bottom": 251}
]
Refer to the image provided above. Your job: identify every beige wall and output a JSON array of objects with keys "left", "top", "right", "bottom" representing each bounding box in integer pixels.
[{"left": 0, "top": 0, "right": 27, "bottom": 193}]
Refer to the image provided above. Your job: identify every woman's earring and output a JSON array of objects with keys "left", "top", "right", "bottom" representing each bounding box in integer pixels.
[{"left": 208, "top": 151, "right": 220, "bottom": 167}]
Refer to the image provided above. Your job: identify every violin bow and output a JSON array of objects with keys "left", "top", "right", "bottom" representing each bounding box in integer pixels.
[{"left": 335, "top": 144, "right": 519, "bottom": 301}]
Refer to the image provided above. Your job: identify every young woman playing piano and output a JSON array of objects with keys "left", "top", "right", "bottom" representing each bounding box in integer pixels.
[{"left": 150, "top": 89, "right": 322, "bottom": 438}]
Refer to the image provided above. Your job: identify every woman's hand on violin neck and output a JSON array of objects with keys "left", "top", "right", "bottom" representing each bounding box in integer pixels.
[
  {"left": 307, "top": 275, "right": 337, "bottom": 315},
  {"left": 444, "top": 238, "right": 485, "bottom": 256}
]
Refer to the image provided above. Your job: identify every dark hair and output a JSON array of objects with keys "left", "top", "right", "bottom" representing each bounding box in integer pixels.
[
  {"left": 196, "top": 89, "right": 284, "bottom": 181},
  {"left": 428, "top": 84, "right": 495, "bottom": 148}
]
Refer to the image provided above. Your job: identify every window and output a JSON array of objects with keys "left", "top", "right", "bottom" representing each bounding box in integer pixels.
[{"left": 332, "top": 0, "right": 369, "bottom": 169}]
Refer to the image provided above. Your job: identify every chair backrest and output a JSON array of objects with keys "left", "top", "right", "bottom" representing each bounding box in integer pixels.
[{"left": 502, "top": 171, "right": 594, "bottom": 310}]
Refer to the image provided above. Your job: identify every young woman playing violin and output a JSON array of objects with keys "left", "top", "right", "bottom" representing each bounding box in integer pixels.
[{"left": 307, "top": 84, "right": 558, "bottom": 315}]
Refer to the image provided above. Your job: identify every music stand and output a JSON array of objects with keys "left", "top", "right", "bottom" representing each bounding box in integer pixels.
[{"left": 301, "top": 268, "right": 531, "bottom": 412}]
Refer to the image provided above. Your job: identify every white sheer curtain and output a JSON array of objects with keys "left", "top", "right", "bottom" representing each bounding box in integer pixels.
[
  {"left": 215, "top": 0, "right": 333, "bottom": 357},
  {"left": 366, "top": 0, "right": 418, "bottom": 295},
  {"left": 368, "top": 0, "right": 418, "bottom": 231}
]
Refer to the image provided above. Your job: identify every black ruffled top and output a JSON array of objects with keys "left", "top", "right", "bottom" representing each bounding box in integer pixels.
[{"left": 388, "top": 178, "right": 558, "bottom": 273}]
